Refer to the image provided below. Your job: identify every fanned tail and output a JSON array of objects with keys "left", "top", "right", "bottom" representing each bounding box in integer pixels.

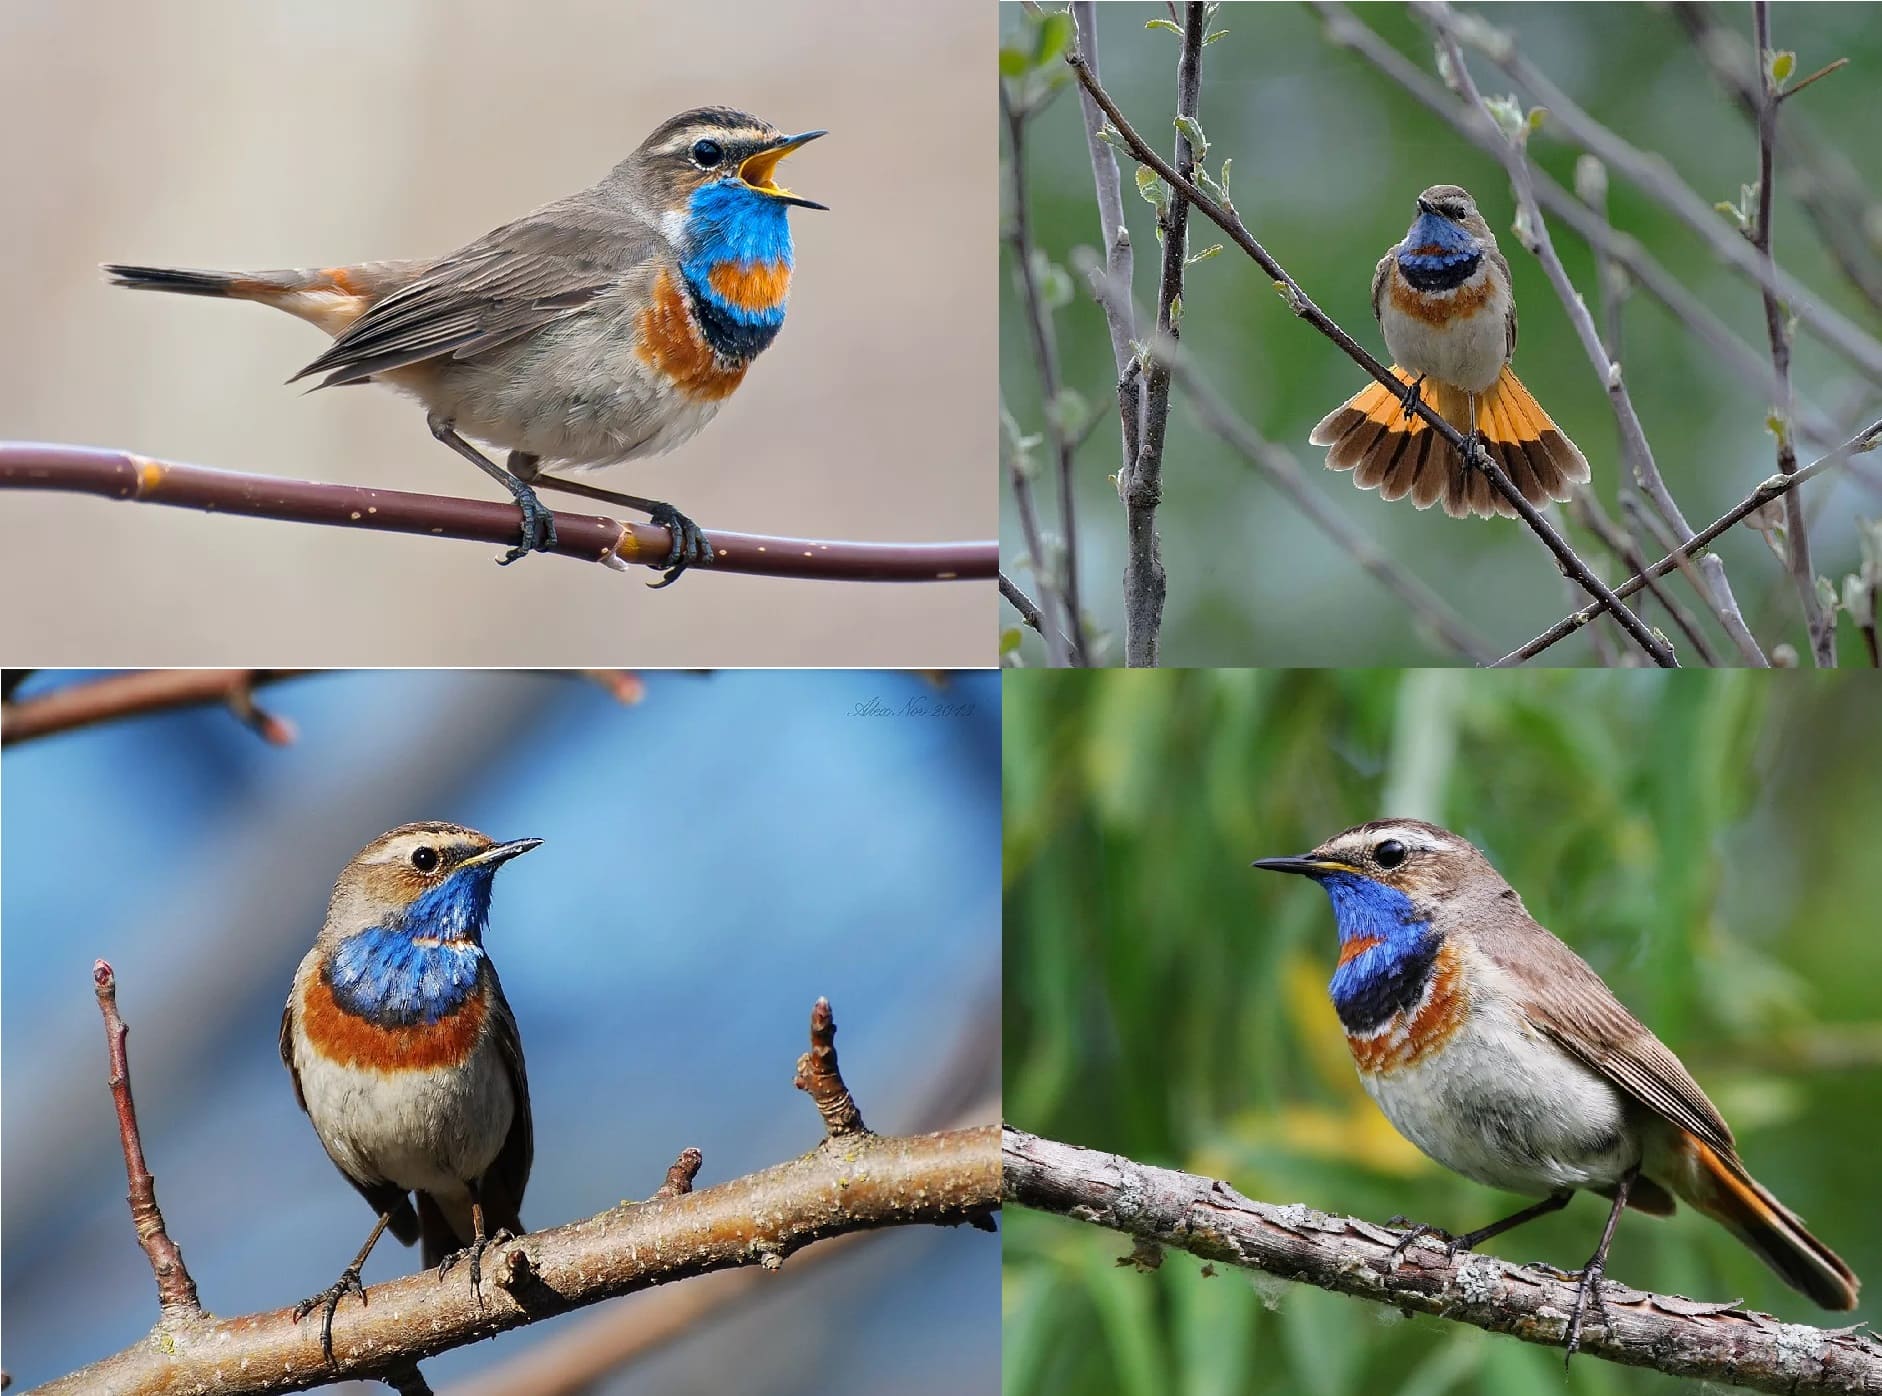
[{"left": 1310, "top": 365, "right": 1588, "bottom": 519}]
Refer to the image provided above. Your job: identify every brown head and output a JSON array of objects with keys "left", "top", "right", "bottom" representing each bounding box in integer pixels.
[
  {"left": 319, "top": 821, "right": 541, "bottom": 947},
  {"left": 1253, "top": 818, "right": 1526, "bottom": 925},
  {"left": 1410, "top": 184, "right": 1497, "bottom": 249},
  {"left": 615, "top": 106, "right": 827, "bottom": 216}
]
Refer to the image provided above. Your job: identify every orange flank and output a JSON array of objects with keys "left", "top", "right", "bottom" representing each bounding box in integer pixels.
[
  {"left": 1337, "top": 935, "right": 1383, "bottom": 967},
  {"left": 707, "top": 259, "right": 792, "bottom": 315},
  {"left": 298, "top": 968, "right": 489, "bottom": 1071},
  {"left": 636, "top": 268, "right": 749, "bottom": 401},
  {"left": 1346, "top": 938, "right": 1468, "bottom": 1073},
  {"left": 1385, "top": 268, "right": 1496, "bottom": 326}
]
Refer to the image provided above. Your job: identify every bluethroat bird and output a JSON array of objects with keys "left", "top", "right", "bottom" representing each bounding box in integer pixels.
[
  {"left": 280, "top": 822, "right": 538, "bottom": 1361},
  {"left": 1310, "top": 185, "right": 1590, "bottom": 519},
  {"left": 105, "top": 108, "right": 825, "bottom": 580},
  {"left": 1254, "top": 819, "right": 1857, "bottom": 1359}
]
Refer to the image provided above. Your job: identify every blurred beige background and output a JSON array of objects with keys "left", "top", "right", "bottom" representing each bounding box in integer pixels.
[{"left": 0, "top": 1, "right": 992, "bottom": 666}]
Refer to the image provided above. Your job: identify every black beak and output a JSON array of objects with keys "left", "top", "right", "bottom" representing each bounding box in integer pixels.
[
  {"left": 1416, "top": 196, "right": 1438, "bottom": 217},
  {"left": 462, "top": 837, "right": 543, "bottom": 870},
  {"left": 1250, "top": 854, "right": 1334, "bottom": 876}
]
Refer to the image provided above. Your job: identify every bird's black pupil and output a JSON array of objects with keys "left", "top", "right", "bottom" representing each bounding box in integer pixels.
[
  {"left": 692, "top": 139, "right": 723, "bottom": 168},
  {"left": 1375, "top": 839, "right": 1407, "bottom": 868},
  {"left": 412, "top": 847, "right": 439, "bottom": 872}
]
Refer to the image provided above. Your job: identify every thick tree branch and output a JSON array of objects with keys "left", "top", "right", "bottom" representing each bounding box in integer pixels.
[
  {"left": 35, "top": 987, "right": 1000, "bottom": 1396},
  {"left": 1498, "top": 416, "right": 1881, "bottom": 663},
  {"left": 0, "top": 443, "right": 996, "bottom": 584},
  {"left": 1067, "top": 48, "right": 1679, "bottom": 666},
  {"left": 1005, "top": 1128, "right": 1882, "bottom": 1394}
]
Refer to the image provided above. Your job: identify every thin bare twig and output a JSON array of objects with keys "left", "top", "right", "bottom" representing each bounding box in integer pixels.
[
  {"left": 3, "top": 670, "right": 307, "bottom": 747},
  {"left": 1418, "top": 1, "right": 1764, "bottom": 666},
  {"left": 1001, "top": 82, "right": 1091, "bottom": 665},
  {"left": 93, "top": 961, "right": 203, "bottom": 1323},
  {"left": 1499, "top": 417, "right": 1882, "bottom": 664},
  {"left": 0, "top": 443, "right": 996, "bottom": 584},
  {"left": 1005, "top": 1128, "right": 1882, "bottom": 1393},
  {"left": 794, "top": 996, "right": 867, "bottom": 1137},
  {"left": 1002, "top": 398, "right": 1075, "bottom": 667},
  {"left": 1068, "top": 47, "right": 1679, "bottom": 666},
  {"left": 1750, "top": 0, "right": 1833, "bottom": 666},
  {"left": 1000, "top": 570, "right": 1078, "bottom": 660},
  {"left": 1118, "top": 1, "right": 1205, "bottom": 668}
]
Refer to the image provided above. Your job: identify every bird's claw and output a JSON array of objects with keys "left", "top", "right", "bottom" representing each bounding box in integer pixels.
[
  {"left": 291, "top": 1265, "right": 368, "bottom": 1366},
  {"left": 1397, "top": 374, "right": 1427, "bottom": 420},
  {"left": 644, "top": 502, "right": 713, "bottom": 588},
  {"left": 1562, "top": 1261, "right": 1611, "bottom": 1366},
  {"left": 438, "top": 1228, "right": 515, "bottom": 1306},
  {"left": 496, "top": 493, "right": 558, "bottom": 566}
]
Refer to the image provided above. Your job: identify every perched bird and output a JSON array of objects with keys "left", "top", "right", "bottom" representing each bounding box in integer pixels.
[
  {"left": 280, "top": 822, "right": 539, "bottom": 1360},
  {"left": 105, "top": 107, "right": 825, "bottom": 580},
  {"left": 1310, "top": 185, "right": 1589, "bottom": 519},
  {"left": 1253, "top": 818, "right": 1857, "bottom": 1359}
]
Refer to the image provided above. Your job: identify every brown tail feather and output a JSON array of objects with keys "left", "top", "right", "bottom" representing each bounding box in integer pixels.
[
  {"left": 1310, "top": 365, "right": 1588, "bottom": 519},
  {"left": 1676, "top": 1135, "right": 1859, "bottom": 1310},
  {"left": 103, "top": 262, "right": 379, "bottom": 336}
]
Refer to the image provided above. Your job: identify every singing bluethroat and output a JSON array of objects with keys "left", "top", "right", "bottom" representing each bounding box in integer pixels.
[
  {"left": 1255, "top": 819, "right": 1857, "bottom": 1359},
  {"left": 280, "top": 822, "right": 538, "bottom": 1361},
  {"left": 105, "top": 107, "right": 825, "bottom": 580},
  {"left": 1311, "top": 185, "right": 1589, "bottom": 518}
]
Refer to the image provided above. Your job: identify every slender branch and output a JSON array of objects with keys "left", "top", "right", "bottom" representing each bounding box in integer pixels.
[
  {"left": 1750, "top": 0, "right": 1833, "bottom": 666},
  {"left": 1498, "top": 417, "right": 1882, "bottom": 664},
  {"left": 40, "top": 993, "right": 1000, "bottom": 1395},
  {"left": 1068, "top": 48, "right": 1678, "bottom": 666},
  {"left": 1322, "top": 3, "right": 1849, "bottom": 456},
  {"left": 1118, "top": 1, "right": 1205, "bottom": 668},
  {"left": 93, "top": 961, "right": 203, "bottom": 1323},
  {"left": 1419, "top": 1, "right": 1764, "bottom": 666},
  {"left": 1072, "top": 3, "right": 1140, "bottom": 395},
  {"left": 3, "top": 670, "right": 307, "bottom": 747},
  {"left": 794, "top": 996, "right": 866, "bottom": 1137},
  {"left": 1001, "top": 84, "right": 1091, "bottom": 665},
  {"left": 1000, "top": 569, "right": 1078, "bottom": 659},
  {"left": 1006, "top": 1128, "right": 1882, "bottom": 1393},
  {"left": 0, "top": 443, "right": 996, "bottom": 584},
  {"left": 1439, "top": 6, "right": 1882, "bottom": 390},
  {"left": 1002, "top": 400, "right": 1075, "bottom": 667}
]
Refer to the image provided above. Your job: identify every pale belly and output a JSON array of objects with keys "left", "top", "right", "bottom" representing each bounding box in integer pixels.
[
  {"left": 1378, "top": 282, "right": 1509, "bottom": 394},
  {"left": 1358, "top": 1000, "right": 1640, "bottom": 1197},
  {"left": 293, "top": 1034, "right": 514, "bottom": 1201}
]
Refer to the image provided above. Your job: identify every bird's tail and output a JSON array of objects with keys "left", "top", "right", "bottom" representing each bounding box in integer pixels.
[
  {"left": 1671, "top": 1133, "right": 1859, "bottom": 1310},
  {"left": 102, "top": 262, "right": 380, "bottom": 337},
  {"left": 1309, "top": 364, "right": 1589, "bottom": 519}
]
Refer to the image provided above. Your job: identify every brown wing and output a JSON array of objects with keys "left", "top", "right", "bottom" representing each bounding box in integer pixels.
[
  {"left": 280, "top": 982, "right": 421, "bottom": 1245},
  {"left": 290, "top": 197, "right": 665, "bottom": 389},
  {"left": 1489, "top": 247, "right": 1518, "bottom": 357},
  {"left": 1486, "top": 918, "right": 1737, "bottom": 1159},
  {"left": 477, "top": 961, "right": 533, "bottom": 1237},
  {"left": 1370, "top": 251, "right": 1393, "bottom": 327}
]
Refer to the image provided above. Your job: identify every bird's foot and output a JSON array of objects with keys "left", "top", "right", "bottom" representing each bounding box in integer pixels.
[
  {"left": 291, "top": 1264, "right": 368, "bottom": 1366},
  {"left": 1397, "top": 374, "right": 1428, "bottom": 420},
  {"left": 496, "top": 488, "right": 558, "bottom": 566},
  {"left": 437, "top": 1227, "right": 515, "bottom": 1305},
  {"left": 644, "top": 502, "right": 713, "bottom": 588},
  {"left": 1561, "top": 1257, "right": 1612, "bottom": 1367},
  {"left": 1385, "top": 1218, "right": 1471, "bottom": 1262}
]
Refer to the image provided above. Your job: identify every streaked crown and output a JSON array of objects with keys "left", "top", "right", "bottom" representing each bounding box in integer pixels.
[
  {"left": 629, "top": 107, "right": 826, "bottom": 213},
  {"left": 1409, "top": 183, "right": 1495, "bottom": 246},
  {"left": 1263, "top": 818, "right": 1519, "bottom": 919},
  {"left": 322, "top": 821, "right": 539, "bottom": 946}
]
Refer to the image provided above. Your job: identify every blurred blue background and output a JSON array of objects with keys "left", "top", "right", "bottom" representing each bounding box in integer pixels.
[{"left": 1, "top": 668, "right": 1000, "bottom": 1393}]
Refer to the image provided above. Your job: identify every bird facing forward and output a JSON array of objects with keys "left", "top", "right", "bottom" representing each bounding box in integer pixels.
[
  {"left": 106, "top": 107, "right": 825, "bottom": 581},
  {"left": 1254, "top": 819, "right": 1857, "bottom": 1360},
  {"left": 280, "top": 822, "right": 538, "bottom": 1361},
  {"left": 1311, "top": 185, "right": 1589, "bottom": 519}
]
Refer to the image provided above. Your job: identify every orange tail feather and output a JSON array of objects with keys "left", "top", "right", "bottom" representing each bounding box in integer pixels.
[{"left": 1674, "top": 1134, "right": 1858, "bottom": 1310}]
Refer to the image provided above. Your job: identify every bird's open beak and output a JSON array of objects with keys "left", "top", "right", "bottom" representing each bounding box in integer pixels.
[
  {"left": 461, "top": 837, "right": 543, "bottom": 870},
  {"left": 1250, "top": 853, "right": 1346, "bottom": 876},
  {"left": 739, "top": 130, "right": 828, "bottom": 210}
]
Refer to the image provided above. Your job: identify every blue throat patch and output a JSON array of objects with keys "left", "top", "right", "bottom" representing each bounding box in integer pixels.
[
  {"left": 679, "top": 178, "right": 794, "bottom": 361},
  {"left": 325, "top": 869, "right": 495, "bottom": 1026},
  {"left": 1314, "top": 871, "right": 1441, "bottom": 1034},
  {"left": 1396, "top": 210, "right": 1481, "bottom": 292}
]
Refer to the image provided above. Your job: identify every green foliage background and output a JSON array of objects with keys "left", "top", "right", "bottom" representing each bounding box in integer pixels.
[
  {"left": 999, "top": 3, "right": 1882, "bottom": 666},
  {"left": 1003, "top": 668, "right": 1882, "bottom": 1394}
]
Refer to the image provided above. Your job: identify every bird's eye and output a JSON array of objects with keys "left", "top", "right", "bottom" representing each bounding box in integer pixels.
[
  {"left": 1374, "top": 839, "right": 1407, "bottom": 869},
  {"left": 410, "top": 846, "right": 441, "bottom": 873},
  {"left": 690, "top": 138, "right": 724, "bottom": 169}
]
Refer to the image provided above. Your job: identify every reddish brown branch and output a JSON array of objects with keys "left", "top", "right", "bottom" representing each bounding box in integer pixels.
[
  {"left": 652, "top": 1148, "right": 704, "bottom": 1200},
  {"left": 0, "top": 442, "right": 996, "bottom": 584},
  {"left": 2, "top": 670, "right": 307, "bottom": 747},
  {"left": 794, "top": 996, "right": 868, "bottom": 1136},
  {"left": 93, "top": 960, "right": 202, "bottom": 1321}
]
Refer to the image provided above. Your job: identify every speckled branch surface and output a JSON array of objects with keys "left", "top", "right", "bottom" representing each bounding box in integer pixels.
[
  {"left": 28, "top": 985, "right": 999, "bottom": 1396},
  {"left": 0, "top": 442, "right": 997, "bottom": 584},
  {"left": 1005, "top": 1128, "right": 1882, "bottom": 1395}
]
